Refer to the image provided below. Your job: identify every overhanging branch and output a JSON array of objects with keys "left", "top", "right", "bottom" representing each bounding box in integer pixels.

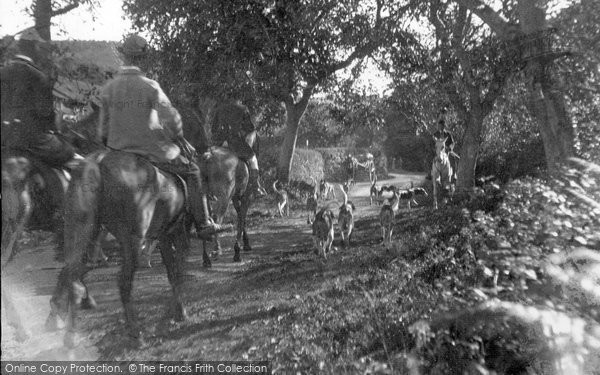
[{"left": 51, "top": 1, "right": 80, "bottom": 17}]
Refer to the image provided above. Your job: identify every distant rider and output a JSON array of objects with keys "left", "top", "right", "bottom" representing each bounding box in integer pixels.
[
  {"left": 1, "top": 27, "right": 80, "bottom": 169},
  {"left": 211, "top": 101, "right": 265, "bottom": 196},
  {"left": 432, "top": 119, "right": 459, "bottom": 183}
]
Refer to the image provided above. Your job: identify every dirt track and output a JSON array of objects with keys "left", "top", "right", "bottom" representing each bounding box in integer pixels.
[{"left": 1, "top": 171, "right": 425, "bottom": 361}]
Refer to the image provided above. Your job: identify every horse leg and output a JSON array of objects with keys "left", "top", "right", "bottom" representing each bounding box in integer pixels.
[
  {"left": 1, "top": 284, "right": 30, "bottom": 342},
  {"left": 58, "top": 261, "right": 87, "bottom": 349},
  {"left": 202, "top": 239, "right": 212, "bottom": 268},
  {"left": 157, "top": 235, "right": 187, "bottom": 322},
  {"left": 432, "top": 168, "right": 439, "bottom": 210},
  {"left": 117, "top": 233, "right": 143, "bottom": 346},
  {"left": 212, "top": 233, "right": 222, "bottom": 259},
  {"left": 242, "top": 230, "right": 251, "bottom": 252}
]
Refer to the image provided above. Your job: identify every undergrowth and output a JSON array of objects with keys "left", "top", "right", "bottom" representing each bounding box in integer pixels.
[{"left": 247, "top": 158, "right": 600, "bottom": 374}]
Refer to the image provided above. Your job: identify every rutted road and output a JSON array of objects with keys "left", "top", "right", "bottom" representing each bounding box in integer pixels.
[{"left": 1, "top": 171, "right": 425, "bottom": 361}]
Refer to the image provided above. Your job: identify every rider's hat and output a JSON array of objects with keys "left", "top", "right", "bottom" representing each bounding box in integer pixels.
[
  {"left": 366, "top": 153, "right": 374, "bottom": 160},
  {"left": 118, "top": 34, "right": 149, "bottom": 57}
]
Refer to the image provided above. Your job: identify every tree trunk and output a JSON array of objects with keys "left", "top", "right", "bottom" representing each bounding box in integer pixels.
[
  {"left": 456, "top": 102, "right": 484, "bottom": 191},
  {"left": 526, "top": 63, "right": 574, "bottom": 171},
  {"left": 277, "top": 99, "right": 309, "bottom": 182},
  {"left": 456, "top": 0, "right": 576, "bottom": 172},
  {"left": 33, "top": 0, "right": 52, "bottom": 41}
]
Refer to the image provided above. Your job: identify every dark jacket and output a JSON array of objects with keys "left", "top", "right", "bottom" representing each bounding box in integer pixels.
[
  {"left": 212, "top": 102, "right": 257, "bottom": 160},
  {"left": 433, "top": 129, "right": 454, "bottom": 151},
  {"left": 1, "top": 55, "right": 56, "bottom": 142}
]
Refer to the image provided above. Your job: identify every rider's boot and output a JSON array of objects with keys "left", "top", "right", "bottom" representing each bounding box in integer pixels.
[
  {"left": 187, "top": 176, "right": 233, "bottom": 239},
  {"left": 247, "top": 155, "right": 266, "bottom": 197}
]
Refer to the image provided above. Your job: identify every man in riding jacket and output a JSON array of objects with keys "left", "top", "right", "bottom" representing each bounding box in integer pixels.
[
  {"left": 1, "top": 28, "right": 78, "bottom": 169},
  {"left": 211, "top": 101, "right": 265, "bottom": 196},
  {"left": 97, "top": 34, "right": 228, "bottom": 239},
  {"left": 432, "top": 119, "right": 459, "bottom": 183}
]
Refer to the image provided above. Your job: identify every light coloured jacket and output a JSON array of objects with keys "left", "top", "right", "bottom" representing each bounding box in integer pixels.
[{"left": 98, "top": 66, "right": 182, "bottom": 163}]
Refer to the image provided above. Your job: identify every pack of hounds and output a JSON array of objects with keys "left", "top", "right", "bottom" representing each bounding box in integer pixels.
[{"left": 271, "top": 176, "right": 429, "bottom": 259}]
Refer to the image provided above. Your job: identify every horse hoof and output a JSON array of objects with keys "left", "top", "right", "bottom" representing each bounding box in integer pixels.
[
  {"left": 233, "top": 254, "right": 241, "bottom": 262},
  {"left": 45, "top": 314, "right": 63, "bottom": 332},
  {"left": 203, "top": 260, "right": 212, "bottom": 268},
  {"left": 81, "top": 295, "right": 97, "bottom": 310},
  {"left": 64, "top": 331, "right": 78, "bottom": 349},
  {"left": 243, "top": 245, "right": 252, "bottom": 252},
  {"left": 173, "top": 305, "right": 188, "bottom": 322}
]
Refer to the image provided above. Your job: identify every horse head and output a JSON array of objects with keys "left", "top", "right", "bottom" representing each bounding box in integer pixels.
[{"left": 434, "top": 137, "right": 448, "bottom": 162}]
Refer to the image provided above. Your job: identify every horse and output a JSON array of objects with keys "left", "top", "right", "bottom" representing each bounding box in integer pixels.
[
  {"left": 199, "top": 146, "right": 255, "bottom": 266},
  {"left": 1, "top": 148, "right": 98, "bottom": 343},
  {"left": 44, "top": 151, "right": 197, "bottom": 347},
  {"left": 431, "top": 137, "right": 454, "bottom": 209},
  {"left": 1, "top": 106, "right": 106, "bottom": 345}
]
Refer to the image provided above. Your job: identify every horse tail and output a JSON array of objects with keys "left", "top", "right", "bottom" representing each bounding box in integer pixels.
[{"left": 62, "top": 158, "right": 101, "bottom": 265}]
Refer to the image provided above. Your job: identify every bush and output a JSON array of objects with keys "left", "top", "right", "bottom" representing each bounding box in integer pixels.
[
  {"left": 259, "top": 136, "right": 325, "bottom": 184},
  {"left": 477, "top": 137, "right": 546, "bottom": 182}
]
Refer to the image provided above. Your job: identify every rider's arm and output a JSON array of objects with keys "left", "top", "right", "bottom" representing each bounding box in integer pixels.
[
  {"left": 97, "top": 89, "right": 110, "bottom": 145},
  {"left": 29, "top": 67, "right": 56, "bottom": 131},
  {"left": 150, "top": 81, "right": 183, "bottom": 140}
]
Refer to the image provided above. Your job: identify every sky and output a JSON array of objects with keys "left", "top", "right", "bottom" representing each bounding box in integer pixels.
[{"left": 0, "top": 0, "right": 131, "bottom": 41}]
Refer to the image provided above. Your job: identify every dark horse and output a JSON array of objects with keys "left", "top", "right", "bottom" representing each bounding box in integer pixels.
[
  {"left": 1, "top": 110, "right": 102, "bottom": 343},
  {"left": 200, "top": 146, "right": 252, "bottom": 266},
  {"left": 45, "top": 151, "right": 192, "bottom": 347},
  {"left": 1, "top": 150, "right": 96, "bottom": 343},
  {"left": 45, "top": 144, "right": 254, "bottom": 347}
]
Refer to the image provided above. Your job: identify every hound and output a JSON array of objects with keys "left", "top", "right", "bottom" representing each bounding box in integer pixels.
[
  {"left": 272, "top": 180, "right": 289, "bottom": 217},
  {"left": 337, "top": 184, "right": 356, "bottom": 247},
  {"left": 319, "top": 179, "right": 336, "bottom": 200},
  {"left": 306, "top": 177, "right": 318, "bottom": 224},
  {"left": 369, "top": 175, "right": 380, "bottom": 205},
  {"left": 312, "top": 208, "right": 335, "bottom": 259},
  {"left": 399, "top": 187, "right": 428, "bottom": 210},
  {"left": 379, "top": 190, "right": 400, "bottom": 248}
]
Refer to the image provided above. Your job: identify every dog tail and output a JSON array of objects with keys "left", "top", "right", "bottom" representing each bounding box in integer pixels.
[{"left": 338, "top": 184, "right": 348, "bottom": 206}]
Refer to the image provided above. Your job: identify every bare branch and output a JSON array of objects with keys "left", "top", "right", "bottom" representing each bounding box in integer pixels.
[
  {"left": 51, "top": 1, "right": 80, "bottom": 17},
  {"left": 453, "top": 0, "right": 519, "bottom": 38}
]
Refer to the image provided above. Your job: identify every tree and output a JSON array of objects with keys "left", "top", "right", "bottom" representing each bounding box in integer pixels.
[
  {"left": 452, "top": 0, "right": 576, "bottom": 171},
  {"left": 29, "top": 0, "right": 97, "bottom": 41},
  {"left": 383, "top": 1, "right": 516, "bottom": 189},
  {"left": 124, "top": 0, "right": 419, "bottom": 182}
]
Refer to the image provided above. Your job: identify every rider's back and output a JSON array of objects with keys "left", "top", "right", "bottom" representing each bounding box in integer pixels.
[{"left": 100, "top": 68, "right": 181, "bottom": 163}]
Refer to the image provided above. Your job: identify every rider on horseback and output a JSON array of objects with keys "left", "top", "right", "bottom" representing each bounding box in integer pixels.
[
  {"left": 1, "top": 27, "right": 80, "bottom": 169},
  {"left": 97, "top": 34, "right": 226, "bottom": 238},
  {"left": 432, "top": 118, "right": 459, "bottom": 183},
  {"left": 212, "top": 101, "right": 265, "bottom": 196}
]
